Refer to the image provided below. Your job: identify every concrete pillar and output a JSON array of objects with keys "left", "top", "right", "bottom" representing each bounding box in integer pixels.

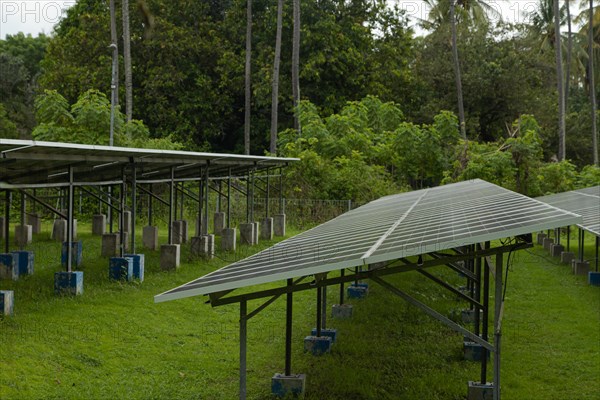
[
  {"left": 142, "top": 226, "right": 158, "bottom": 250},
  {"left": 467, "top": 381, "right": 493, "bottom": 400},
  {"left": 239, "top": 223, "right": 254, "bottom": 245},
  {"left": 536, "top": 232, "right": 547, "bottom": 245},
  {"left": 15, "top": 225, "right": 32, "bottom": 246},
  {"left": 271, "top": 374, "right": 306, "bottom": 398},
  {"left": 102, "top": 233, "right": 120, "bottom": 257},
  {"left": 542, "top": 237, "right": 554, "bottom": 250},
  {"left": 92, "top": 214, "right": 106, "bottom": 236},
  {"left": 261, "top": 217, "right": 274, "bottom": 241},
  {"left": 171, "top": 220, "right": 184, "bottom": 245},
  {"left": 52, "top": 219, "right": 77, "bottom": 241},
  {"left": 252, "top": 222, "right": 259, "bottom": 245},
  {"left": 0, "top": 217, "right": 4, "bottom": 239},
  {"left": 222, "top": 228, "right": 237, "bottom": 251},
  {"left": 550, "top": 243, "right": 564, "bottom": 257},
  {"left": 120, "top": 211, "right": 132, "bottom": 233},
  {"left": 177, "top": 220, "right": 189, "bottom": 243},
  {"left": 191, "top": 236, "right": 207, "bottom": 256},
  {"left": 160, "top": 244, "right": 180, "bottom": 270},
  {"left": 273, "top": 214, "right": 286, "bottom": 237},
  {"left": 572, "top": 260, "right": 590, "bottom": 276},
  {"left": 214, "top": 212, "right": 225, "bottom": 236},
  {"left": 0, "top": 290, "right": 14, "bottom": 316},
  {"left": 560, "top": 251, "right": 575, "bottom": 264},
  {"left": 27, "top": 213, "right": 42, "bottom": 234},
  {"left": 201, "top": 235, "right": 215, "bottom": 259}
]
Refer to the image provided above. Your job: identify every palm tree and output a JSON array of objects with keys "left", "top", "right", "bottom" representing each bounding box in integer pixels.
[
  {"left": 554, "top": 0, "right": 566, "bottom": 161},
  {"left": 292, "top": 0, "right": 301, "bottom": 136},
  {"left": 270, "top": 0, "right": 284, "bottom": 154},
  {"left": 244, "top": 0, "right": 252, "bottom": 155},
  {"left": 122, "top": 0, "right": 133, "bottom": 122},
  {"left": 109, "top": 0, "right": 119, "bottom": 146},
  {"left": 565, "top": 0, "right": 573, "bottom": 109},
  {"left": 588, "top": 0, "right": 598, "bottom": 165},
  {"left": 449, "top": 0, "right": 466, "bottom": 140}
]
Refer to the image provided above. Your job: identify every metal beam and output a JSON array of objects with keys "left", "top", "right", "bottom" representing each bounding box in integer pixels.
[
  {"left": 78, "top": 186, "right": 121, "bottom": 213},
  {"left": 239, "top": 300, "right": 247, "bottom": 400},
  {"left": 20, "top": 189, "right": 67, "bottom": 219}
]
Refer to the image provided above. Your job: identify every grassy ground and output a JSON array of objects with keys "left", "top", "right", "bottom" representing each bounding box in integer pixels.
[{"left": 0, "top": 223, "right": 598, "bottom": 399}]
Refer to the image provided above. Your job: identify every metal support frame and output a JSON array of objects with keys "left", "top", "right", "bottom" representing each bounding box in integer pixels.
[
  {"left": 198, "top": 168, "right": 203, "bottom": 235},
  {"left": 481, "top": 241, "right": 491, "bottom": 384},
  {"left": 119, "top": 167, "right": 126, "bottom": 257},
  {"left": 493, "top": 252, "right": 503, "bottom": 400},
  {"left": 339, "top": 269, "right": 345, "bottom": 305},
  {"left": 168, "top": 167, "right": 175, "bottom": 244},
  {"left": 180, "top": 181, "right": 184, "bottom": 221},
  {"left": 279, "top": 167, "right": 284, "bottom": 214},
  {"left": 596, "top": 236, "right": 599, "bottom": 272},
  {"left": 131, "top": 163, "right": 137, "bottom": 253},
  {"left": 216, "top": 180, "right": 221, "bottom": 213},
  {"left": 19, "top": 190, "right": 67, "bottom": 219},
  {"left": 18, "top": 191, "right": 25, "bottom": 251},
  {"left": 578, "top": 228, "right": 585, "bottom": 261},
  {"left": 566, "top": 226, "right": 570, "bottom": 252},
  {"left": 148, "top": 184, "right": 153, "bottom": 226},
  {"left": 315, "top": 282, "right": 322, "bottom": 337},
  {"left": 265, "top": 167, "right": 270, "bottom": 219},
  {"left": 4, "top": 190, "right": 10, "bottom": 253},
  {"left": 79, "top": 186, "right": 122, "bottom": 214},
  {"left": 285, "top": 278, "right": 293, "bottom": 376},
  {"left": 227, "top": 168, "right": 232, "bottom": 229},
  {"left": 66, "top": 166, "right": 74, "bottom": 272},
  {"left": 204, "top": 164, "right": 210, "bottom": 235},
  {"left": 239, "top": 300, "right": 247, "bottom": 400},
  {"left": 246, "top": 169, "right": 251, "bottom": 223}
]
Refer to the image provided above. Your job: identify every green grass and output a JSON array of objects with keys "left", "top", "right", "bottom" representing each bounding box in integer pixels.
[{"left": 0, "top": 223, "right": 598, "bottom": 399}]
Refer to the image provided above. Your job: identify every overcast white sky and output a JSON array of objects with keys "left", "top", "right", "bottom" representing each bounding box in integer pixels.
[{"left": 0, "top": 0, "right": 586, "bottom": 40}]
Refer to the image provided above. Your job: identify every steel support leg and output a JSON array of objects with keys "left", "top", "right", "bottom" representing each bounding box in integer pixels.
[
  {"left": 131, "top": 164, "right": 137, "bottom": 254},
  {"left": 239, "top": 300, "right": 247, "bottom": 400},
  {"left": 120, "top": 168, "right": 126, "bottom": 257},
  {"left": 321, "top": 285, "right": 327, "bottom": 330},
  {"left": 265, "top": 168, "right": 270, "bottom": 218},
  {"left": 204, "top": 165, "right": 210, "bottom": 235},
  {"left": 316, "top": 285, "right": 322, "bottom": 337},
  {"left": 67, "top": 166, "right": 74, "bottom": 272},
  {"left": 227, "top": 168, "right": 232, "bottom": 229},
  {"left": 168, "top": 167, "right": 175, "bottom": 244},
  {"left": 285, "top": 279, "right": 293, "bottom": 376},
  {"left": 339, "top": 269, "right": 345, "bottom": 305},
  {"left": 19, "top": 192, "right": 25, "bottom": 250},
  {"left": 4, "top": 190, "right": 10, "bottom": 253},
  {"left": 493, "top": 252, "right": 503, "bottom": 400},
  {"left": 148, "top": 184, "right": 153, "bottom": 226}
]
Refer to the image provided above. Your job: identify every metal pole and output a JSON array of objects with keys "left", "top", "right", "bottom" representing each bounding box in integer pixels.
[
  {"left": 19, "top": 191, "right": 25, "bottom": 251},
  {"left": 493, "top": 252, "right": 503, "bottom": 400},
  {"left": 469, "top": 245, "right": 475, "bottom": 311},
  {"left": 316, "top": 284, "right": 322, "bottom": 337},
  {"left": 285, "top": 278, "right": 293, "bottom": 376},
  {"left": 180, "top": 182, "right": 184, "bottom": 220},
  {"left": 239, "top": 300, "right": 247, "bottom": 400},
  {"left": 481, "top": 242, "right": 490, "bottom": 384},
  {"left": 217, "top": 180, "right": 221, "bottom": 213},
  {"left": 579, "top": 229, "right": 585, "bottom": 261},
  {"left": 555, "top": 228, "right": 560, "bottom": 245},
  {"left": 174, "top": 180, "right": 178, "bottom": 224},
  {"left": 4, "top": 190, "right": 10, "bottom": 253},
  {"left": 475, "top": 249, "right": 482, "bottom": 336},
  {"left": 227, "top": 168, "right": 232, "bottom": 229},
  {"left": 67, "top": 166, "right": 74, "bottom": 272},
  {"left": 131, "top": 164, "right": 137, "bottom": 254},
  {"left": 120, "top": 168, "right": 126, "bottom": 257},
  {"left": 148, "top": 184, "right": 153, "bottom": 226},
  {"left": 339, "top": 269, "right": 345, "bottom": 305},
  {"left": 246, "top": 169, "right": 250, "bottom": 223},
  {"left": 321, "top": 285, "right": 327, "bottom": 330},
  {"left": 250, "top": 167, "right": 255, "bottom": 222},
  {"left": 199, "top": 169, "right": 203, "bottom": 236},
  {"left": 595, "top": 236, "right": 599, "bottom": 272},
  {"left": 168, "top": 167, "right": 175, "bottom": 244},
  {"left": 567, "top": 226, "right": 570, "bottom": 252},
  {"left": 204, "top": 164, "right": 209, "bottom": 235},
  {"left": 265, "top": 168, "right": 270, "bottom": 219},
  {"left": 279, "top": 167, "right": 284, "bottom": 214},
  {"left": 109, "top": 186, "right": 113, "bottom": 233}
]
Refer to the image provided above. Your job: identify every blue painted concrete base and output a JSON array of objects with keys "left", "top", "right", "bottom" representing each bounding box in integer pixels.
[
  {"left": 0, "top": 254, "right": 18, "bottom": 281},
  {"left": 332, "top": 303, "right": 353, "bottom": 319},
  {"left": 352, "top": 282, "right": 368, "bottom": 289},
  {"left": 463, "top": 341, "right": 490, "bottom": 361},
  {"left": 310, "top": 328, "right": 338, "bottom": 343},
  {"left": 347, "top": 284, "right": 368, "bottom": 299},
  {"left": 61, "top": 241, "right": 83, "bottom": 267},
  {"left": 303, "top": 335, "right": 332, "bottom": 355},
  {"left": 54, "top": 271, "right": 83, "bottom": 295},
  {"left": 12, "top": 251, "right": 34, "bottom": 275},
  {"left": 271, "top": 373, "right": 306, "bottom": 398},
  {"left": 124, "top": 254, "right": 145, "bottom": 282},
  {"left": 588, "top": 271, "right": 600, "bottom": 286},
  {"left": 109, "top": 257, "right": 134, "bottom": 281},
  {"left": 0, "top": 290, "right": 14, "bottom": 316},
  {"left": 467, "top": 381, "right": 494, "bottom": 400}
]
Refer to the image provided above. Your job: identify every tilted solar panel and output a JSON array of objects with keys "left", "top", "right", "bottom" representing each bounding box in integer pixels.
[
  {"left": 536, "top": 185, "right": 600, "bottom": 236},
  {"left": 155, "top": 179, "right": 582, "bottom": 303}
]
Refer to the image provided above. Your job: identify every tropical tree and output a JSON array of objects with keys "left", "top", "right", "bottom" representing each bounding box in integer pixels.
[
  {"left": 109, "top": 0, "right": 119, "bottom": 146},
  {"left": 588, "top": 0, "right": 598, "bottom": 164},
  {"left": 244, "top": 0, "right": 252, "bottom": 155},
  {"left": 292, "top": 0, "right": 301, "bottom": 135},
  {"left": 270, "top": 0, "right": 284, "bottom": 154},
  {"left": 122, "top": 0, "right": 133, "bottom": 121},
  {"left": 554, "top": 0, "right": 567, "bottom": 160}
]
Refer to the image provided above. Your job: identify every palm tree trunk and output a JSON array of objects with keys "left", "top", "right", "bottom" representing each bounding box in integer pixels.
[
  {"left": 449, "top": 0, "right": 466, "bottom": 140},
  {"left": 270, "top": 0, "right": 284, "bottom": 154},
  {"left": 109, "top": 0, "right": 119, "bottom": 146},
  {"left": 292, "top": 0, "right": 301, "bottom": 136},
  {"left": 122, "top": 0, "right": 133, "bottom": 122},
  {"left": 244, "top": 0, "right": 252, "bottom": 155},
  {"left": 590, "top": 0, "right": 598, "bottom": 165},
  {"left": 565, "top": 0, "right": 572, "bottom": 111},
  {"left": 553, "top": 0, "right": 566, "bottom": 160}
]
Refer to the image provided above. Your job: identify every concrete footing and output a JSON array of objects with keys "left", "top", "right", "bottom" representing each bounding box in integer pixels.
[
  {"left": 572, "top": 260, "right": 590, "bottom": 276},
  {"left": 252, "top": 222, "right": 259, "bottom": 245},
  {"left": 124, "top": 254, "right": 145, "bottom": 282},
  {"left": 109, "top": 257, "right": 134, "bottom": 281},
  {"left": 0, "top": 254, "right": 18, "bottom": 280},
  {"left": 221, "top": 228, "right": 237, "bottom": 251},
  {"left": 332, "top": 304, "right": 353, "bottom": 319},
  {"left": 310, "top": 328, "right": 338, "bottom": 343},
  {"left": 467, "top": 381, "right": 494, "bottom": 400},
  {"left": 27, "top": 213, "right": 42, "bottom": 234},
  {"left": 120, "top": 211, "right": 132, "bottom": 233},
  {"left": 0, "top": 290, "right": 14, "bottom": 315},
  {"left": 179, "top": 220, "right": 188, "bottom": 243},
  {"left": 271, "top": 373, "right": 306, "bottom": 398},
  {"left": 239, "top": 223, "right": 254, "bottom": 245},
  {"left": 12, "top": 251, "right": 34, "bottom": 275},
  {"left": 92, "top": 214, "right": 106, "bottom": 236},
  {"left": 102, "top": 233, "right": 120, "bottom": 257},
  {"left": 52, "top": 219, "right": 77, "bottom": 242},
  {"left": 273, "top": 214, "right": 286, "bottom": 237},
  {"left": 550, "top": 243, "right": 564, "bottom": 257},
  {"left": 142, "top": 226, "right": 159, "bottom": 250},
  {"left": 303, "top": 335, "right": 332, "bottom": 355},
  {"left": 54, "top": 271, "right": 83, "bottom": 295},
  {"left": 588, "top": 271, "right": 600, "bottom": 286},
  {"left": 201, "top": 235, "right": 215, "bottom": 259},
  {"left": 160, "top": 244, "right": 180, "bottom": 270},
  {"left": 536, "top": 232, "right": 547, "bottom": 245},
  {"left": 463, "top": 341, "right": 490, "bottom": 361},
  {"left": 261, "top": 218, "right": 274, "bottom": 241},
  {"left": 214, "top": 212, "right": 225, "bottom": 236},
  {"left": 461, "top": 309, "right": 483, "bottom": 324},
  {"left": 15, "top": 225, "right": 32, "bottom": 246},
  {"left": 560, "top": 251, "right": 575, "bottom": 264},
  {"left": 171, "top": 220, "right": 184, "bottom": 245},
  {"left": 62, "top": 241, "right": 83, "bottom": 267},
  {"left": 542, "top": 237, "right": 554, "bottom": 250},
  {"left": 191, "top": 236, "right": 207, "bottom": 256}
]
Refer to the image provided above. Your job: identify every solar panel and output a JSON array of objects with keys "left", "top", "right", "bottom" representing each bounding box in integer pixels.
[
  {"left": 536, "top": 186, "right": 600, "bottom": 236},
  {"left": 155, "top": 179, "right": 582, "bottom": 303}
]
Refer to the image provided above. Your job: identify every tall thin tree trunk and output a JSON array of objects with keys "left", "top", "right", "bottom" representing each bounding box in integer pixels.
[
  {"left": 554, "top": 0, "right": 566, "bottom": 160},
  {"left": 590, "top": 0, "right": 598, "bottom": 165},
  {"left": 109, "top": 0, "right": 119, "bottom": 146},
  {"left": 244, "top": 0, "right": 252, "bottom": 155},
  {"left": 270, "top": 0, "right": 284, "bottom": 154},
  {"left": 292, "top": 0, "right": 301, "bottom": 136},
  {"left": 565, "top": 0, "right": 572, "bottom": 111},
  {"left": 450, "top": 1, "right": 466, "bottom": 140},
  {"left": 122, "top": 0, "right": 133, "bottom": 122}
]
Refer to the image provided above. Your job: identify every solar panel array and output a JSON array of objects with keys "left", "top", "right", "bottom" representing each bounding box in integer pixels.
[
  {"left": 537, "top": 186, "right": 600, "bottom": 236},
  {"left": 155, "top": 179, "right": 582, "bottom": 303}
]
